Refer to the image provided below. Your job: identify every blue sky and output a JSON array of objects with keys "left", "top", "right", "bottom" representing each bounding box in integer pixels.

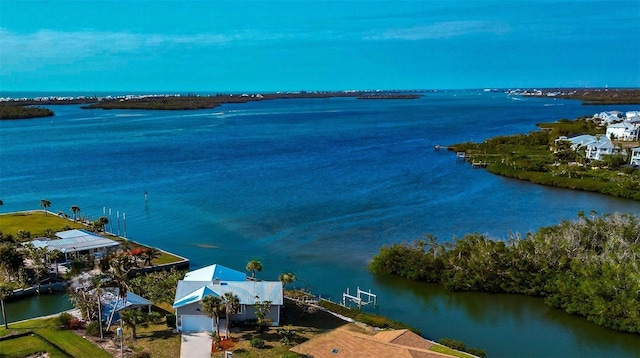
[{"left": 1, "top": 0, "right": 639, "bottom": 92}]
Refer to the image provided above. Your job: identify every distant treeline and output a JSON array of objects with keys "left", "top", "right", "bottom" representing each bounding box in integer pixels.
[
  {"left": 369, "top": 213, "right": 640, "bottom": 333},
  {"left": 0, "top": 105, "right": 54, "bottom": 119},
  {"left": 83, "top": 92, "right": 421, "bottom": 111},
  {"left": 557, "top": 89, "right": 640, "bottom": 105}
]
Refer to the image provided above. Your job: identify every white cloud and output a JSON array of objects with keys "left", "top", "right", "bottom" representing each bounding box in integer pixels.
[
  {"left": 0, "top": 28, "right": 240, "bottom": 65},
  {"left": 365, "top": 21, "right": 511, "bottom": 41}
]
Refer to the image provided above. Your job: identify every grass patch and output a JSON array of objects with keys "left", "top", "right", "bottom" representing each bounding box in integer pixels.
[
  {"left": 430, "top": 344, "right": 477, "bottom": 358},
  {"left": 318, "top": 299, "right": 420, "bottom": 334},
  {"left": 0, "top": 211, "right": 185, "bottom": 265},
  {"left": 0, "top": 333, "right": 69, "bottom": 358},
  {"left": 0, "top": 211, "right": 84, "bottom": 238},
  {"left": 121, "top": 322, "right": 182, "bottom": 358},
  {"left": 0, "top": 317, "right": 111, "bottom": 358}
]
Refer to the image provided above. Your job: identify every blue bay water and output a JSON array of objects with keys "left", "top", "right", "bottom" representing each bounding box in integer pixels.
[{"left": 1, "top": 91, "right": 639, "bottom": 357}]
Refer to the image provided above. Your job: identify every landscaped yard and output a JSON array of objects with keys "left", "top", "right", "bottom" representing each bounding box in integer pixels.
[
  {"left": 0, "top": 211, "right": 186, "bottom": 266},
  {"left": 0, "top": 317, "right": 112, "bottom": 358},
  {"left": 0, "top": 211, "right": 84, "bottom": 238},
  {"left": 0, "top": 333, "right": 68, "bottom": 358}
]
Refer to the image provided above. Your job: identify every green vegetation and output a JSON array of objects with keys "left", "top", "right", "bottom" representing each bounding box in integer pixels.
[
  {"left": 430, "top": 344, "right": 478, "bottom": 358},
  {"left": 437, "top": 338, "right": 487, "bottom": 358},
  {"left": 556, "top": 89, "right": 640, "bottom": 105},
  {"left": 0, "top": 211, "right": 83, "bottom": 240},
  {"left": 0, "top": 333, "right": 68, "bottom": 358},
  {"left": 0, "top": 104, "right": 54, "bottom": 119},
  {"left": 317, "top": 299, "right": 419, "bottom": 334},
  {"left": 370, "top": 213, "right": 640, "bottom": 333},
  {"left": 81, "top": 92, "right": 420, "bottom": 111},
  {"left": 0, "top": 317, "right": 112, "bottom": 358},
  {"left": 129, "top": 268, "right": 186, "bottom": 304},
  {"left": 451, "top": 117, "right": 640, "bottom": 200}
]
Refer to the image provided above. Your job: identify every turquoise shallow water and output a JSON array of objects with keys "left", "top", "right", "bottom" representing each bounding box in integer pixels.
[{"left": 1, "top": 91, "right": 639, "bottom": 356}]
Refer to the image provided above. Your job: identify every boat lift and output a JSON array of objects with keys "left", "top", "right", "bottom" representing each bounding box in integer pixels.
[{"left": 342, "top": 287, "right": 377, "bottom": 309}]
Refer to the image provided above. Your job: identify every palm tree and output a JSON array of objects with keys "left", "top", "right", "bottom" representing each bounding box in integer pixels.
[
  {"left": 70, "top": 205, "right": 80, "bottom": 221},
  {"left": 0, "top": 284, "right": 12, "bottom": 329},
  {"left": 91, "top": 216, "right": 109, "bottom": 233},
  {"left": 48, "top": 249, "right": 62, "bottom": 277},
  {"left": 43, "top": 228, "right": 55, "bottom": 239},
  {"left": 89, "top": 274, "right": 106, "bottom": 339},
  {"left": 106, "top": 254, "right": 132, "bottom": 330},
  {"left": 278, "top": 272, "right": 295, "bottom": 289},
  {"left": 201, "top": 295, "right": 224, "bottom": 337},
  {"left": 24, "top": 243, "right": 48, "bottom": 294},
  {"left": 119, "top": 309, "right": 154, "bottom": 340},
  {"left": 141, "top": 248, "right": 161, "bottom": 266},
  {"left": 246, "top": 259, "right": 263, "bottom": 279},
  {"left": 40, "top": 199, "right": 51, "bottom": 216},
  {"left": 221, "top": 292, "right": 240, "bottom": 339}
]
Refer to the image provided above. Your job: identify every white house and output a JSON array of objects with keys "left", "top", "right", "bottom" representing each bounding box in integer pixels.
[
  {"left": 594, "top": 111, "right": 622, "bottom": 125},
  {"left": 606, "top": 121, "right": 639, "bottom": 141},
  {"left": 557, "top": 135, "right": 622, "bottom": 161},
  {"left": 625, "top": 111, "right": 640, "bottom": 120},
  {"left": 585, "top": 139, "right": 621, "bottom": 161},
  {"left": 172, "top": 264, "right": 283, "bottom": 332},
  {"left": 29, "top": 229, "right": 120, "bottom": 262},
  {"left": 630, "top": 147, "right": 640, "bottom": 166}
]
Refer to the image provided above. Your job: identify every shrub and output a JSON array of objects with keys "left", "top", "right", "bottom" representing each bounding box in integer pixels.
[
  {"left": 438, "top": 337, "right": 466, "bottom": 351},
  {"left": 85, "top": 321, "right": 101, "bottom": 337},
  {"left": 68, "top": 317, "right": 85, "bottom": 330},
  {"left": 58, "top": 312, "right": 73, "bottom": 328},
  {"left": 132, "top": 351, "right": 152, "bottom": 358},
  {"left": 466, "top": 347, "right": 488, "bottom": 358},
  {"left": 165, "top": 314, "right": 176, "bottom": 328},
  {"left": 250, "top": 338, "right": 265, "bottom": 348},
  {"left": 438, "top": 338, "right": 488, "bottom": 357}
]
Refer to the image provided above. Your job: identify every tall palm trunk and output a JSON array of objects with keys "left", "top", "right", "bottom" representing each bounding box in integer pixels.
[
  {"left": 97, "top": 293, "right": 104, "bottom": 339},
  {"left": 106, "top": 295, "right": 120, "bottom": 331},
  {"left": 1, "top": 299, "right": 7, "bottom": 329}
]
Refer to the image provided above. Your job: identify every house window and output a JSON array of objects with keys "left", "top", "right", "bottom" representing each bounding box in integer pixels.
[{"left": 238, "top": 305, "right": 246, "bottom": 314}]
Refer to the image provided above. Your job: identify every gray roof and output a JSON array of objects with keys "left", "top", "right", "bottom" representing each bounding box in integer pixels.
[
  {"left": 30, "top": 229, "right": 120, "bottom": 254},
  {"left": 100, "top": 288, "right": 153, "bottom": 321}
]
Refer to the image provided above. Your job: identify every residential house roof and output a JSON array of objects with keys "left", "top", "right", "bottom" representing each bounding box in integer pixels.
[
  {"left": 173, "top": 280, "right": 283, "bottom": 308},
  {"left": 183, "top": 263, "right": 247, "bottom": 282},
  {"left": 100, "top": 288, "right": 153, "bottom": 321},
  {"left": 29, "top": 229, "right": 120, "bottom": 254},
  {"left": 290, "top": 326, "right": 455, "bottom": 358},
  {"left": 172, "top": 285, "right": 220, "bottom": 308}
]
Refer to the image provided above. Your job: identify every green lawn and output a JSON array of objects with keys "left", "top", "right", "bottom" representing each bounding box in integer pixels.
[
  {"left": 0, "top": 317, "right": 112, "bottom": 358},
  {"left": 430, "top": 344, "right": 477, "bottom": 358},
  {"left": 0, "top": 211, "right": 84, "bottom": 238},
  {"left": 0, "top": 334, "right": 69, "bottom": 358},
  {"left": 0, "top": 211, "right": 185, "bottom": 266}
]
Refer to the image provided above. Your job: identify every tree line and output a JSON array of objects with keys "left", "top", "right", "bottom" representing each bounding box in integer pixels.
[
  {"left": 369, "top": 213, "right": 640, "bottom": 333},
  {"left": 0, "top": 105, "right": 54, "bottom": 119}
]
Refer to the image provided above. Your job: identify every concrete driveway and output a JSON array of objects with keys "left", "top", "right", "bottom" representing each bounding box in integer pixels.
[{"left": 180, "top": 332, "right": 212, "bottom": 358}]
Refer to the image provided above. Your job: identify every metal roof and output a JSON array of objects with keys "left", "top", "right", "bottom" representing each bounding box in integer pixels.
[
  {"left": 173, "top": 280, "right": 283, "bottom": 308},
  {"left": 100, "top": 288, "right": 153, "bottom": 321},
  {"left": 29, "top": 229, "right": 120, "bottom": 253},
  {"left": 183, "top": 264, "right": 247, "bottom": 282}
]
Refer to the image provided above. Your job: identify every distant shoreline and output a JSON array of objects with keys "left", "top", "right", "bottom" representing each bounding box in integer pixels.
[
  {"left": 2, "top": 88, "right": 639, "bottom": 120},
  {"left": 0, "top": 91, "right": 421, "bottom": 119}
]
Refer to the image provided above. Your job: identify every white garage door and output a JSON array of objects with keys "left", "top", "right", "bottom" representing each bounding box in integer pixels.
[{"left": 181, "top": 315, "right": 213, "bottom": 332}]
